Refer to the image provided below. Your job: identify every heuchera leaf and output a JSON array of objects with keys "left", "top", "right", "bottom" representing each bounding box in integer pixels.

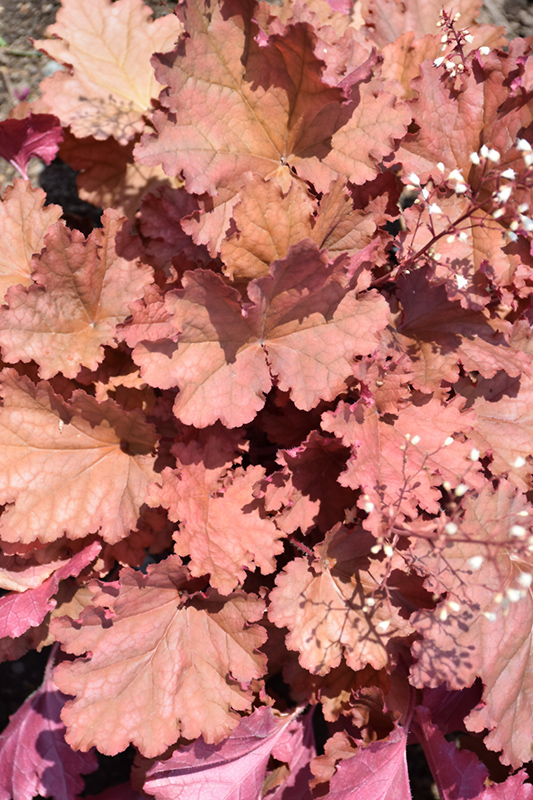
[
  {"left": 269, "top": 525, "right": 414, "bottom": 675},
  {"left": 0, "top": 663, "right": 98, "bottom": 800},
  {"left": 0, "top": 209, "right": 153, "bottom": 379},
  {"left": 52, "top": 558, "right": 267, "bottom": 757},
  {"left": 0, "top": 113, "right": 63, "bottom": 180},
  {"left": 317, "top": 726, "right": 411, "bottom": 799},
  {"left": 34, "top": 0, "right": 183, "bottom": 143},
  {"left": 0, "top": 369, "right": 158, "bottom": 545},
  {"left": 260, "top": 431, "right": 357, "bottom": 535},
  {"left": 412, "top": 706, "right": 488, "bottom": 800},
  {"left": 0, "top": 179, "right": 62, "bottom": 302},
  {"left": 143, "top": 707, "right": 314, "bottom": 800},
  {"left": 149, "top": 447, "right": 285, "bottom": 594},
  {"left": 321, "top": 395, "right": 483, "bottom": 521},
  {"left": 394, "top": 270, "right": 528, "bottom": 391},
  {"left": 132, "top": 242, "right": 389, "bottom": 428},
  {"left": 0, "top": 541, "right": 100, "bottom": 638},
  {"left": 409, "top": 480, "right": 533, "bottom": 768}
]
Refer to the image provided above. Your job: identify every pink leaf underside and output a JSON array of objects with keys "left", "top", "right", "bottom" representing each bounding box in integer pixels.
[
  {"left": 327, "top": 727, "right": 411, "bottom": 800},
  {"left": 51, "top": 557, "right": 267, "bottom": 757},
  {"left": 0, "top": 669, "right": 98, "bottom": 800},
  {"left": 143, "top": 707, "right": 314, "bottom": 800},
  {"left": 132, "top": 241, "right": 390, "bottom": 428},
  {"left": 0, "top": 541, "right": 101, "bottom": 638},
  {"left": 0, "top": 114, "right": 63, "bottom": 179},
  {"left": 0, "top": 369, "right": 158, "bottom": 546}
]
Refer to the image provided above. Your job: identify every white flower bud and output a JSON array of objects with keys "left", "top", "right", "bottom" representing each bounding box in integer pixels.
[
  {"left": 428, "top": 203, "right": 443, "bottom": 215},
  {"left": 500, "top": 168, "right": 516, "bottom": 180},
  {"left": 455, "top": 483, "right": 468, "bottom": 496},
  {"left": 479, "top": 46, "right": 490, "bottom": 55},
  {"left": 468, "top": 555, "right": 484, "bottom": 570},
  {"left": 445, "top": 522, "right": 458, "bottom": 535},
  {"left": 469, "top": 152, "right": 480, "bottom": 165}
]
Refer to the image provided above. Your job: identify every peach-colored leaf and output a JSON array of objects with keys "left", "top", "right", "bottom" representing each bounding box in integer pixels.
[
  {"left": 409, "top": 480, "right": 533, "bottom": 768},
  {"left": 321, "top": 396, "right": 482, "bottom": 518},
  {"left": 220, "top": 176, "right": 316, "bottom": 281},
  {"left": 0, "top": 369, "right": 158, "bottom": 546},
  {"left": 133, "top": 242, "right": 389, "bottom": 428},
  {"left": 34, "top": 0, "right": 182, "bottom": 143},
  {"left": 52, "top": 558, "right": 267, "bottom": 757},
  {"left": 0, "top": 210, "right": 153, "bottom": 379},
  {"left": 150, "top": 445, "right": 284, "bottom": 594},
  {"left": 0, "top": 179, "right": 62, "bottom": 303},
  {"left": 268, "top": 525, "right": 414, "bottom": 675}
]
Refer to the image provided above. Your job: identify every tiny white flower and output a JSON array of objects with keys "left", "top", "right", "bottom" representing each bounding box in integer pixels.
[
  {"left": 500, "top": 168, "right": 516, "bottom": 180},
  {"left": 377, "top": 619, "right": 390, "bottom": 632},
  {"left": 437, "top": 162, "right": 445, "bottom": 173},
  {"left": 445, "top": 522, "right": 458, "bottom": 535},
  {"left": 487, "top": 148, "right": 500, "bottom": 163},
  {"left": 366, "top": 597, "right": 376, "bottom": 607},
  {"left": 479, "top": 46, "right": 490, "bottom": 55},
  {"left": 506, "top": 231, "right": 518, "bottom": 242},
  {"left": 434, "top": 56, "right": 445, "bottom": 67},
  {"left": 519, "top": 214, "right": 533, "bottom": 232},
  {"left": 447, "top": 234, "right": 456, "bottom": 243},
  {"left": 458, "top": 231, "right": 468, "bottom": 242},
  {"left": 428, "top": 203, "right": 443, "bottom": 215},
  {"left": 364, "top": 501, "right": 374, "bottom": 513},
  {"left": 439, "top": 608, "right": 448, "bottom": 622},
  {"left": 370, "top": 544, "right": 382, "bottom": 554},
  {"left": 433, "top": 252, "right": 441, "bottom": 260},
  {"left": 464, "top": 34, "right": 474, "bottom": 43},
  {"left": 455, "top": 483, "right": 469, "bottom": 496},
  {"left": 492, "top": 208, "right": 505, "bottom": 219},
  {"left": 518, "top": 203, "right": 530, "bottom": 213},
  {"left": 506, "top": 587, "right": 523, "bottom": 603},
  {"left": 441, "top": 33, "right": 449, "bottom": 43},
  {"left": 448, "top": 169, "right": 464, "bottom": 182},
  {"left": 511, "top": 524, "right": 527, "bottom": 538},
  {"left": 510, "top": 220, "right": 519, "bottom": 231},
  {"left": 468, "top": 555, "right": 484, "bottom": 570},
  {"left": 469, "top": 152, "right": 480, "bottom": 165},
  {"left": 518, "top": 573, "right": 533, "bottom": 589},
  {"left": 516, "top": 138, "right": 532, "bottom": 152},
  {"left": 496, "top": 185, "right": 512, "bottom": 203},
  {"left": 524, "top": 152, "right": 533, "bottom": 168},
  {"left": 469, "top": 448, "right": 480, "bottom": 461},
  {"left": 454, "top": 183, "right": 468, "bottom": 194},
  {"left": 443, "top": 437, "right": 454, "bottom": 447},
  {"left": 480, "top": 144, "right": 489, "bottom": 158},
  {"left": 448, "top": 601, "right": 461, "bottom": 612},
  {"left": 513, "top": 455, "right": 527, "bottom": 468},
  {"left": 484, "top": 611, "right": 497, "bottom": 622},
  {"left": 383, "top": 544, "right": 394, "bottom": 558},
  {"left": 421, "top": 187, "right": 430, "bottom": 200},
  {"left": 411, "top": 435, "right": 421, "bottom": 445},
  {"left": 442, "top": 481, "right": 452, "bottom": 491},
  {"left": 518, "top": 510, "right": 529, "bottom": 517},
  {"left": 407, "top": 172, "right": 421, "bottom": 186}
]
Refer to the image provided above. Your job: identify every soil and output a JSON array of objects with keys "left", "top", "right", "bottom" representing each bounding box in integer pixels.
[{"left": 0, "top": 0, "right": 532, "bottom": 798}]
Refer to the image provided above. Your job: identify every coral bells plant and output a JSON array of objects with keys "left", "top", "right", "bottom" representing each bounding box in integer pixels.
[{"left": 1, "top": 0, "right": 533, "bottom": 796}]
